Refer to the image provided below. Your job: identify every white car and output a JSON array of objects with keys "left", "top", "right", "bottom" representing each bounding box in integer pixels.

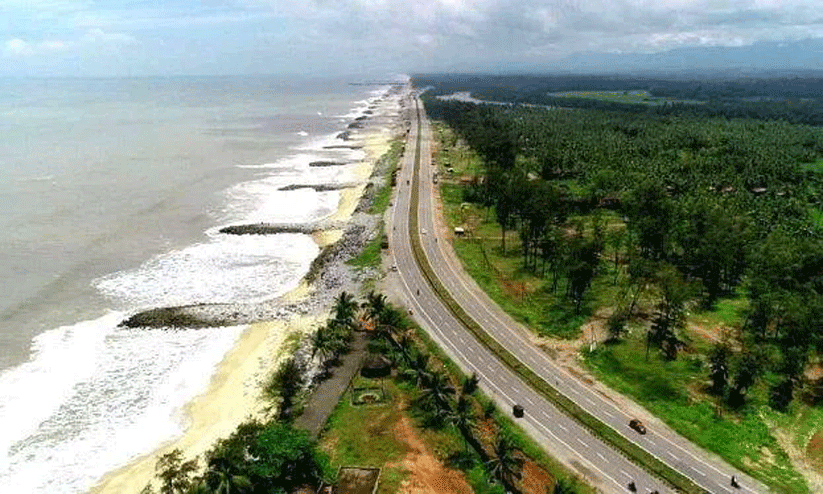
[{"left": 421, "top": 229, "right": 427, "bottom": 235}]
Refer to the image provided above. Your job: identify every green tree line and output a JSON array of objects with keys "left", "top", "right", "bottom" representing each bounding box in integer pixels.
[{"left": 422, "top": 90, "right": 823, "bottom": 411}]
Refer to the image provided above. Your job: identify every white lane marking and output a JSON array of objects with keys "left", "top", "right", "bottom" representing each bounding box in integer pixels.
[
  {"left": 667, "top": 451, "right": 677, "bottom": 460},
  {"left": 619, "top": 470, "right": 631, "bottom": 479},
  {"left": 691, "top": 466, "right": 706, "bottom": 477},
  {"left": 576, "top": 438, "right": 587, "bottom": 448},
  {"left": 557, "top": 423, "right": 568, "bottom": 432},
  {"left": 395, "top": 257, "right": 636, "bottom": 493},
  {"left": 601, "top": 409, "right": 614, "bottom": 419},
  {"left": 596, "top": 452, "right": 608, "bottom": 463},
  {"left": 411, "top": 161, "right": 744, "bottom": 486},
  {"left": 401, "top": 109, "right": 724, "bottom": 494},
  {"left": 524, "top": 397, "right": 535, "bottom": 406}
]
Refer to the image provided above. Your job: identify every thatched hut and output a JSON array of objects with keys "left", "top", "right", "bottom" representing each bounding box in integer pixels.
[{"left": 360, "top": 354, "right": 392, "bottom": 378}]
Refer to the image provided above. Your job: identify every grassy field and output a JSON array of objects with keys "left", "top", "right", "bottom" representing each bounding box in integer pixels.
[
  {"left": 317, "top": 327, "right": 595, "bottom": 494},
  {"left": 583, "top": 329, "right": 808, "bottom": 493},
  {"left": 430, "top": 121, "right": 815, "bottom": 493},
  {"left": 320, "top": 377, "right": 442, "bottom": 494},
  {"left": 802, "top": 158, "right": 823, "bottom": 174},
  {"left": 435, "top": 127, "right": 616, "bottom": 339},
  {"left": 548, "top": 89, "right": 701, "bottom": 105}
]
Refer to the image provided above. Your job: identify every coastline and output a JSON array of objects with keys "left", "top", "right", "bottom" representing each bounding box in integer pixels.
[
  {"left": 91, "top": 316, "right": 319, "bottom": 494},
  {"left": 90, "top": 86, "right": 406, "bottom": 494}
]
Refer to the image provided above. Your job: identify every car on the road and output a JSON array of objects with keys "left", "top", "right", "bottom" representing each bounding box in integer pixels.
[
  {"left": 421, "top": 229, "right": 427, "bottom": 235},
  {"left": 512, "top": 404, "right": 524, "bottom": 418},
  {"left": 629, "top": 418, "right": 646, "bottom": 434}
]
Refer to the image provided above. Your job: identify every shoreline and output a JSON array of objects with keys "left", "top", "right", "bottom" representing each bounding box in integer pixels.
[{"left": 91, "top": 86, "right": 407, "bottom": 494}]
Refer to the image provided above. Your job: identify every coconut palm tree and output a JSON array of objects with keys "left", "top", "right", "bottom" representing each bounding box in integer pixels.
[
  {"left": 461, "top": 373, "right": 480, "bottom": 395},
  {"left": 310, "top": 327, "right": 335, "bottom": 364},
  {"left": 419, "top": 371, "right": 455, "bottom": 413},
  {"left": 448, "top": 395, "right": 477, "bottom": 451},
  {"left": 333, "top": 291, "right": 358, "bottom": 328},
  {"left": 486, "top": 434, "right": 524, "bottom": 494},
  {"left": 206, "top": 464, "right": 252, "bottom": 494},
  {"left": 362, "top": 290, "right": 388, "bottom": 324},
  {"left": 402, "top": 351, "right": 431, "bottom": 387},
  {"left": 552, "top": 477, "right": 577, "bottom": 494}
]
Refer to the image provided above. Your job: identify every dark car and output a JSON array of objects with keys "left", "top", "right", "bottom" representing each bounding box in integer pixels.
[
  {"left": 629, "top": 418, "right": 646, "bottom": 434},
  {"left": 512, "top": 404, "right": 524, "bottom": 418}
]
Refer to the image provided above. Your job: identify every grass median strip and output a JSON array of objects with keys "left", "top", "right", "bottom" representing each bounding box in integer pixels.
[{"left": 406, "top": 100, "right": 708, "bottom": 494}]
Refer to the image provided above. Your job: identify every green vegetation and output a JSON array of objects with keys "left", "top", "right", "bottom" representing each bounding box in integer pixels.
[
  {"left": 348, "top": 138, "right": 404, "bottom": 270},
  {"left": 415, "top": 76, "right": 823, "bottom": 492},
  {"left": 347, "top": 229, "right": 385, "bottom": 268},
  {"left": 142, "top": 422, "right": 333, "bottom": 494},
  {"left": 321, "top": 378, "right": 414, "bottom": 494},
  {"left": 584, "top": 332, "right": 807, "bottom": 493},
  {"left": 548, "top": 89, "right": 699, "bottom": 105},
  {"left": 419, "top": 74, "right": 823, "bottom": 126},
  {"left": 409, "top": 106, "right": 706, "bottom": 493},
  {"left": 355, "top": 297, "right": 592, "bottom": 494},
  {"left": 369, "top": 139, "right": 405, "bottom": 214}
]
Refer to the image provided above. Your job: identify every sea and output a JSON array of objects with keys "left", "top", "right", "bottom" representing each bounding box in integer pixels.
[{"left": 0, "top": 75, "right": 394, "bottom": 493}]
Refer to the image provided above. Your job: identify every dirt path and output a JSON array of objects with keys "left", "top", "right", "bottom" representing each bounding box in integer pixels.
[
  {"left": 385, "top": 416, "right": 474, "bottom": 494},
  {"left": 294, "top": 332, "right": 369, "bottom": 437}
]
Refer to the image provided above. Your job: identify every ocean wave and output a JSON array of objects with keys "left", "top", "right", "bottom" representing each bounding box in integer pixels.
[
  {"left": 0, "top": 312, "right": 123, "bottom": 482},
  {"left": 0, "top": 319, "right": 244, "bottom": 494},
  {"left": 0, "top": 79, "right": 388, "bottom": 494},
  {"left": 220, "top": 172, "right": 343, "bottom": 227},
  {"left": 16, "top": 175, "right": 55, "bottom": 183},
  {"left": 95, "top": 233, "right": 318, "bottom": 309}
]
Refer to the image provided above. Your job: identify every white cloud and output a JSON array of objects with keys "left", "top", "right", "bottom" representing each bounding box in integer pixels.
[
  {"left": 3, "top": 37, "right": 72, "bottom": 57},
  {"left": 4, "top": 38, "right": 30, "bottom": 56},
  {"left": 80, "top": 28, "right": 136, "bottom": 45},
  {"left": 3, "top": 29, "right": 135, "bottom": 59}
]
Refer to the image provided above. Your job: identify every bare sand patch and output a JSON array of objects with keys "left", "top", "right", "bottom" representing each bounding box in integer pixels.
[{"left": 387, "top": 416, "right": 473, "bottom": 494}]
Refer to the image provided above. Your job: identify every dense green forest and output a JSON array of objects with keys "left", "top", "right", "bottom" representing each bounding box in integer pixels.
[
  {"left": 416, "top": 74, "right": 823, "bottom": 126},
  {"left": 416, "top": 76, "right": 823, "bottom": 413}
]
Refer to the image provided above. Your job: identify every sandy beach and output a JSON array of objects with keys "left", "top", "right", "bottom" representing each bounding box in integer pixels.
[
  {"left": 90, "top": 87, "right": 406, "bottom": 494},
  {"left": 91, "top": 316, "right": 319, "bottom": 494}
]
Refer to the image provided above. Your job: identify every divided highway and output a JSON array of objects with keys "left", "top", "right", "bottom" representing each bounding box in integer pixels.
[{"left": 388, "top": 90, "right": 770, "bottom": 494}]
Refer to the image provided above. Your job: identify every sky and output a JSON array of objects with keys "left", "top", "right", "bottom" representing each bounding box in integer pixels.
[{"left": 2, "top": 0, "right": 823, "bottom": 77}]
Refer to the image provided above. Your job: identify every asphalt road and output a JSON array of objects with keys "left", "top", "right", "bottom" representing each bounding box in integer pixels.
[{"left": 388, "top": 90, "right": 770, "bottom": 494}]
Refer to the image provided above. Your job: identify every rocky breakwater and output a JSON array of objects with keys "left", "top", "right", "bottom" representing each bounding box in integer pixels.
[{"left": 120, "top": 84, "right": 408, "bottom": 330}]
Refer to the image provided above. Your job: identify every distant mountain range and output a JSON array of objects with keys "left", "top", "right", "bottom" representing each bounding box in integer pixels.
[{"left": 558, "top": 38, "right": 823, "bottom": 76}]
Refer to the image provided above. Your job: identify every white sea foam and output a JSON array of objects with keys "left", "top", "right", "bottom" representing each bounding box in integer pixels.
[
  {"left": 0, "top": 312, "right": 123, "bottom": 478},
  {"left": 219, "top": 175, "right": 341, "bottom": 227},
  {"left": 0, "top": 78, "right": 384, "bottom": 494},
  {"left": 95, "top": 233, "right": 318, "bottom": 308},
  {"left": 0, "top": 319, "right": 244, "bottom": 494}
]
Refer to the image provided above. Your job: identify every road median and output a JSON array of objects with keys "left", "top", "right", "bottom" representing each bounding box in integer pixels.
[{"left": 406, "top": 98, "right": 707, "bottom": 494}]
